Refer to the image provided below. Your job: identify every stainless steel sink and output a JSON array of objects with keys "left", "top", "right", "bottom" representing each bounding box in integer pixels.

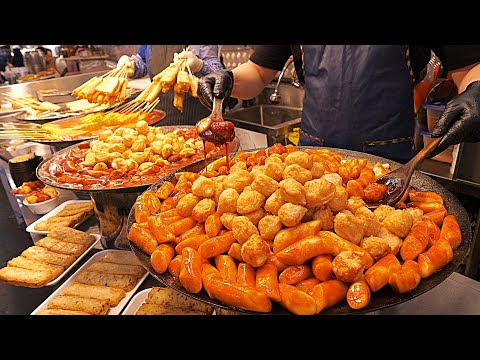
[{"left": 224, "top": 104, "right": 302, "bottom": 146}]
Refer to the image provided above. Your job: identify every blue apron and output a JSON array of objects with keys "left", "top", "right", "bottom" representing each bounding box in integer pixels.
[{"left": 298, "top": 45, "right": 415, "bottom": 164}]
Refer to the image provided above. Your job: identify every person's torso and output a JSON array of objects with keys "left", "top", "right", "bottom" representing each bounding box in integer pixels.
[
  {"left": 300, "top": 45, "right": 415, "bottom": 163},
  {"left": 147, "top": 45, "right": 210, "bottom": 126}
]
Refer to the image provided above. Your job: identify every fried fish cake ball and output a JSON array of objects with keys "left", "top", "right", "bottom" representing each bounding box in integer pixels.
[
  {"left": 124, "top": 158, "right": 139, "bottom": 171},
  {"left": 230, "top": 160, "right": 248, "bottom": 172},
  {"left": 373, "top": 205, "right": 396, "bottom": 223},
  {"left": 93, "top": 162, "right": 108, "bottom": 171},
  {"left": 332, "top": 250, "right": 366, "bottom": 283},
  {"left": 284, "top": 151, "right": 313, "bottom": 169},
  {"left": 42, "top": 186, "right": 58, "bottom": 198},
  {"left": 136, "top": 120, "right": 149, "bottom": 135},
  {"left": 150, "top": 140, "right": 164, "bottom": 155},
  {"left": 122, "top": 149, "right": 132, "bottom": 160},
  {"left": 94, "top": 150, "right": 109, "bottom": 163},
  {"left": 376, "top": 226, "right": 403, "bottom": 255},
  {"left": 237, "top": 186, "right": 266, "bottom": 215},
  {"left": 278, "top": 203, "right": 308, "bottom": 227},
  {"left": 360, "top": 236, "right": 391, "bottom": 261},
  {"left": 98, "top": 129, "right": 113, "bottom": 141},
  {"left": 146, "top": 130, "right": 156, "bottom": 145},
  {"left": 327, "top": 185, "right": 349, "bottom": 212},
  {"left": 106, "top": 135, "right": 124, "bottom": 145},
  {"left": 131, "top": 139, "right": 147, "bottom": 152},
  {"left": 265, "top": 157, "right": 284, "bottom": 182},
  {"left": 278, "top": 178, "right": 306, "bottom": 206},
  {"left": 283, "top": 164, "right": 313, "bottom": 185},
  {"left": 212, "top": 181, "right": 224, "bottom": 204},
  {"left": 250, "top": 165, "right": 267, "bottom": 176},
  {"left": 346, "top": 196, "right": 367, "bottom": 214},
  {"left": 258, "top": 215, "right": 283, "bottom": 241},
  {"left": 232, "top": 216, "right": 260, "bottom": 244},
  {"left": 355, "top": 206, "right": 381, "bottom": 236},
  {"left": 309, "top": 161, "right": 325, "bottom": 179},
  {"left": 192, "top": 176, "right": 215, "bottom": 198},
  {"left": 83, "top": 151, "right": 96, "bottom": 167},
  {"left": 382, "top": 209, "right": 414, "bottom": 238},
  {"left": 334, "top": 211, "right": 365, "bottom": 245},
  {"left": 251, "top": 172, "right": 279, "bottom": 198},
  {"left": 192, "top": 198, "right": 216, "bottom": 223},
  {"left": 241, "top": 234, "right": 271, "bottom": 268},
  {"left": 217, "top": 188, "right": 239, "bottom": 215},
  {"left": 177, "top": 193, "right": 202, "bottom": 217},
  {"left": 220, "top": 212, "right": 237, "bottom": 230},
  {"left": 323, "top": 173, "right": 343, "bottom": 187},
  {"left": 138, "top": 161, "right": 154, "bottom": 172},
  {"left": 161, "top": 143, "right": 174, "bottom": 159},
  {"left": 313, "top": 206, "right": 334, "bottom": 230},
  {"left": 108, "top": 142, "right": 127, "bottom": 153},
  {"left": 244, "top": 208, "right": 265, "bottom": 226},
  {"left": 111, "top": 158, "right": 128, "bottom": 172},
  {"left": 405, "top": 207, "right": 424, "bottom": 224},
  {"left": 304, "top": 177, "right": 336, "bottom": 208},
  {"left": 264, "top": 190, "right": 286, "bottom": 215},
  {"left": 223, "top": 169, "right": 253, "bottom": 194},
  {"left": 130, "top": 151, "right": 146, "bottom": 165}
]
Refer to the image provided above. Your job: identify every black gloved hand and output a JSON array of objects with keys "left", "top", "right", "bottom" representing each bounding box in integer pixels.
[
  {"left": 197, "top": 70, "right": 234, "bottom": 111},
  {"left": 429, "top": 80, "right": 480, "bottom": 157}
]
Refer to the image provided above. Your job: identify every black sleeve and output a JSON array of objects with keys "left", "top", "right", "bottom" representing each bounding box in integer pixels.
[
  {"left": 249, "top": 45, "right": 292, "bottom": 71},
  {"left": 432, "top": 45, "right": 480, "bottom": 72}
]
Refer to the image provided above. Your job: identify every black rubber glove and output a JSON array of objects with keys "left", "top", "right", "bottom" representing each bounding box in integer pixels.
[
  {"left": 197, "top": 70, "right": 234, "bottom": 111},
  {"left": 429, "top": 80, "right": 480, "bottom": 157}
]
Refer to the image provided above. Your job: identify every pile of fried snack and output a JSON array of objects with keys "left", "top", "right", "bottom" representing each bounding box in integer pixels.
[
  {"left": 133, "top": 56, "right": 198, "bottom": 112},
  {"left": 10, "top": 180, "right": 58, "bottom": 204},
  {"left": 127, "top": 143, "right": 462, "bottom": 315},
  {"left": 0, "top": 227, "right": 97, "bottom": 288},
  {"left": 36, "top": 251, "right": 146, "bottom": 315}
]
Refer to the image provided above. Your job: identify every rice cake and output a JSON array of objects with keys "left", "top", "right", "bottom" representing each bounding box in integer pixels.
[
  {"left": 48, "top": 227, "right": 96, "bottom": 247},
  {"left": 86, "top": 262, "right": 146, "bottom": 279},
  {"left": 0, "top": 266, "right": 57, "bottom": 288},
  {"left": 36, "top": 237, "right": 87, "bottom": 257},
  {"left": 62, "top": 282, "right": 126, "bottom": 307},
  {"left": 75, "top": 271, "right": 138, "bottom": 292},
  {"left": 21, "top": 246, "right": 76, "bottom": 268},
  {"left": 47, "top": 294, "right": 110, "bottom": 315}
]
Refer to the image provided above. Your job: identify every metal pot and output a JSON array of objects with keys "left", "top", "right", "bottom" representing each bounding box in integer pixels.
[{"left": 23, "top": 49, "right": 46, "bottom": 75}]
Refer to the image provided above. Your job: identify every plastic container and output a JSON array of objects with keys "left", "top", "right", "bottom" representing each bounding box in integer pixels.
[
  {"left": 423, "top": 102, "right": 446, "bottom": 132},
  {"left": 420, "top": 130, "right": 453, "bottom": 164}
]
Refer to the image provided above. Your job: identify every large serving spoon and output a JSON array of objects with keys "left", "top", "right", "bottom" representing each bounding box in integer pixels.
[{"left": 368, "top": 136, "right": 442, "bottom": 209}]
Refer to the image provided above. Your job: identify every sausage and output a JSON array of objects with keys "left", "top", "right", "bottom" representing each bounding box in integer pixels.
[
  {"left": 311, "top": 254, "right": 333, "bottom": 281},
  {"left": 311, "top": 279, "right": 349, "bottom": 314},
  {"left": 279, "top": 265, "right": 313, "bottom": 285},
  {"left": 205, "top": 212, "right": 223, "bottom": 238},
  {"left": 255, "top": 263, "right": 281, "bottom": 302},
  {"left": 127, "top": 223, "right": 158, "bottom": 255},
  {"left": 388, "top": 260, "right": 421, "bottom": 294},
  {"left": 147, "top": 215, "right": 176, "bottom": 244},
  {"left": 275, "top": 235, "right": 334, "bottom": 266},
  {"left": 317, "top": 231, "right": 374, "bottom": 269},
  {"left": 168, "top": 217, "right": 197, "bottom": 237},
  {"left": 214, "top": 255, "right": 237, "bottom": 283},
  {"left": 346, "top": 275, "right": 371, "bottom": 310},
  {"left": 206, "top": 278, "right": 272, "bottom": 313},
  {"left": 417, "top": 238, "right": 453, "bottom": 279},
  {"left": 150, "top": 243, "right": 175, "bottom": 274},
  {"left": 175, "top": 234, "right": 210, "bottom": 254},
  {"left": 439, "top": 215, "right": 462, "bottom": 250},
  {"left": 236, "top": 262, "right": 256, "bottom": 288},
  {"left": 168, "top": 254, "right": 182, "bottom": 277},
  {"left": 227, "top": 243, "right": 243, "bottom": 262},
  {"left": 198, "top": 232, "right": 236, "bottom": 259},
  {"left": 279, "top": 283, "right": 318, "bottom": 315},
  {"left": 273, "top": 220, "right": 323, "bottom": 253},
  {"left": 399, "top": 220, "right": 435, "bottom": 261},
  {"left": 179, "top": 247, "right": 203, "bottom": 293},
  {"left": 364, "top": 253, "right": 401, "bottom": 292},
  {"left": 295, "top": 277, "right": 320, "bottom": 295}
]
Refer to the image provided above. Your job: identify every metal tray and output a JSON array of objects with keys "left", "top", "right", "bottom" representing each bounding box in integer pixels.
[{"left": 127, "top": 146, "right": 473, "bottom": 315}]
